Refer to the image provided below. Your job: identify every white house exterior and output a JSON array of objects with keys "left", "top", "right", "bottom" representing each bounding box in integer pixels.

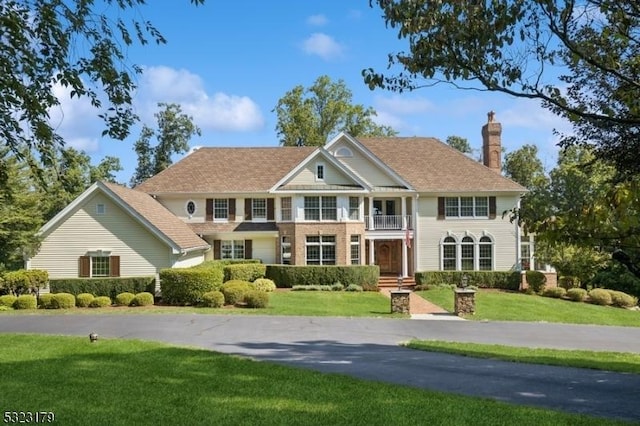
[{"left": 28, "top": 113, "right": 529, "bottom": 280}]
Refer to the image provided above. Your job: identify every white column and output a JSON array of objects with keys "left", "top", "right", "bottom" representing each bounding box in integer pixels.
[
  {"left": 401, "top": 196, "right": 407, "bottom": 229},
  {"left": 402, "top": 235, "right": 408, "bottom": 277},
  {"left": 369, "top": 239, "right": 375, "bottom": 265},
  {"left": 515, "top": 198, "right": 522, "bottom": 269},
  {"left": 368, "top": 197, "right": 374, "bottom": 230}
]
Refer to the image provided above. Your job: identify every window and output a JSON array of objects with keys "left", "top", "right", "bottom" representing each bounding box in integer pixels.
[
  {"left": 252, "top": 198, "right": 267, "bottom": 220},
  {"left": 461, "top": 236, "right": 475, "bottom": 270},
  {"left": 214, "top": 199, "right": 228, "bottom": 220},
  {"left": 221, "top": 240, "right": 244, "bottom": 259},
  {"left": 444, "top": 197, "right": 490, "bottom": 218},
  {"left": 304, "top": 196, "right": 337, "bottom": 221},
  {"left": 281, "top": 197, "right": 292, "bottom": 221},
  {"left": 316, "top": 163, "right": 325, "bottom": 180},
  {"left": 91, "top": 256, "right": 110, "bottom": 277},
  {"left": 335, "top": 147, "right": 353, "bottom": 157},
  {"left": 349, "top": 197, "right": 359, "bottom": 220},
  {"left": 479, "top": 236, "right": 493, "bottom": 270},
  {"left": 281, "top": 236, "right": 291, "bottom": 264},
  {"left": 96, "top": 204, "right": 106, "bottom": 215},
  {"left": 306, "top": 235, "right": 336, "bottom": 265},
  {"left": 521, "top": 235, "right": 532, "bottom": 270},
  {"left": 442, "top": 237, "right": 457, "bottom": 270},
  {"left": 186, "top": 201, "right": 196, "bottom": 216},
  {"left": 350, "top": 235, "right": 360, "bottom": 265}
]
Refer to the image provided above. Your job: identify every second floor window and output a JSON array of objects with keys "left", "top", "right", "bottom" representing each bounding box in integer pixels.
[
  {"left": 214, "top": 199, "right": 228, "bottom": 220},
  {"left": 252, "top": 198, "right": 267, "bottom": 220},
  {"left": 445, "top": 197, "right": 489, "bottom": 218},
  {"left": 281, "top": 197, "right": 292, "bottom": 221},
  {"left": 349, "top": 197, "right": 359, "bottom": 220},
  {"left": 304, "top": 196, "right": 337, "bottom": 221}
]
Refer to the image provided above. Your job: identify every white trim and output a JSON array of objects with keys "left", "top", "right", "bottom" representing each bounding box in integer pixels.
[{"left": 315, "top": 162, "right": 325, "bottom": 182}]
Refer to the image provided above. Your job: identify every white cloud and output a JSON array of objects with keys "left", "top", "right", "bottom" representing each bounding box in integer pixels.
[
  {"left": 137, "top": 66, "right": 265, "bottom": 132},
  {"left": 307, "top": 14, "right": 328, "bottom": 26},
  {"left": 301, "top": 33, "right": 344, "bottom": 61}
]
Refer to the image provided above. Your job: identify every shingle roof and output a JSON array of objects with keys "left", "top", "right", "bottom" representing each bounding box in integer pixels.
[
  {"left": 358, "top": 137, "right": 526, "bottom": 192},
  {"left": 188, "top": 222, "right": 277, "bottom": 234},
  {"left": 103, "top": 182, "right": 209, "bottom": 251},
  {"left": 136, "top": 147, "right": 317, "bottom": 194}
]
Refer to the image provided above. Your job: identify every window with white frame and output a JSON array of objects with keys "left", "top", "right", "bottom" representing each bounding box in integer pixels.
[
  {"left": 304, "top": 196, "right": 337, "bottom": 221},
  {"left": 281, "top": 197, "right": 292, "bottom": 221},
  {"left": 349, "top": 197, "right": 360, "bottom": 220},
  {"left": 441, "top": 234, "right": 494, "bottom": 271},
  {"left": 91, "top": 256, "right": 110, "bottom": 277},
  {"left": 521, "top": 235, "right": 532, "bottom": 270},
  {"left": 214, "top": 199, "right": 228, "bottom": 220},
  {"left": 221, "top": 240, "right": 244, "bottom": 259},
  {"left": 96, "top": 204, "right": 106, "bottom": 215},
  {"left": 350, "top": 235, "right": 360, "bottom": 265},
  {"left": 252, "top": 198, "right": 267, "bottom": 220},
  {"left": 445, "top": 197, "right": 489, "bottom": 218},
  {"left": 281, "top": 236, "right": 291, "bottom": 264},
  {"left": 442, "top": 237, "right": 457, "bottom": 270},
  {"left": 479, "top": 236, "right": 493, "bottom": 270},
  {"left": 316, "top": 163, "right": 325, "bottom": 180},
  {"left": 461, "top": 236, "right": 475, "bottom": 270},
  {"left": 306, "top": 235, "right": 336, "bottom": 265}
]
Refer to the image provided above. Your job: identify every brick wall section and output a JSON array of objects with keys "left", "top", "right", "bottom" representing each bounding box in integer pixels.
[
  {"left": 520, "top": 271, "right": 558, "bottom": 290},
  {"left": 276, "top": 222, "right": 366, "bottom": 265}
]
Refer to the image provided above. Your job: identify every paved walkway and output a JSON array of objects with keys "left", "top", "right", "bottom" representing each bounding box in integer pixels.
[{"left": 378, "top": 287, "right": 462, "bottom": 320}]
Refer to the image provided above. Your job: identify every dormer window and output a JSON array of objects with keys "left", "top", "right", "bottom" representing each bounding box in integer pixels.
[
  {"left": 316, "top": 163, "right": 325, "bottom": 181},
  {"left": 335, "top": 147, "right": 353, "bottom": 158}
]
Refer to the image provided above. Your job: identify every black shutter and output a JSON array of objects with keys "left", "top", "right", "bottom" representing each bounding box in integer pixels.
[
  {"left": 437, "top": 197, "right": 445, "bottom": 220},
  {"left": 229, "top": 199, "right": 236, "bottom": 221},
  {"left": 489, "top": 196, "right": 497, "bottom": 219},
  {"left": 245, "top": 198, "right": 252, "bottom": 220},
  {"left": 79, "top": 256, "right": 90, "bottom": 277},
  {"left": 213, "top": 240, "right": 221, "bottom": 259},
  {"left": 206, "top": 199, "right": 213, "bottom": 221},
  {"left": 267, "top": 198, "right": 275, "bottom": 221},
  {"left": 244, "top": 240, "right": 253, "bottom": 259},
  {"left": 109, "top": 256, "right": 120, "bottom": 277}
]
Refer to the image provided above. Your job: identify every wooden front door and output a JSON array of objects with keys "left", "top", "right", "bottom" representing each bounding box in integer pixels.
[{"left": 375, "top": 240, "right": 400, "bottom": 275}]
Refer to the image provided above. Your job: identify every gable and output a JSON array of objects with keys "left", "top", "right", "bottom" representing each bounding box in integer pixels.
[{"left": 282, "top": 157, "right": 358, "bottom": 187}]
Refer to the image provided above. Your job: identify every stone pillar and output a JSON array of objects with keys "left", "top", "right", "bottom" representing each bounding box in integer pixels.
[
  {"left": 390, "top": 290, "right": 411, "bottom": 314},
  {"left": 454, "top": 289, "right": 476, "bottom": 316}
]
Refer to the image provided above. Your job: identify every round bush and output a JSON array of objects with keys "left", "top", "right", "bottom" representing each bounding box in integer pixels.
[
  {"left": 131, "top": 292, "right": 154, "bottom": 306},
  {"left": 566, "top": 288, "right": 587, "bottom": 302},
  {"left": 37, "top": 294, "right": 55, "bottom": 309},
  {"left": 558, "top": 276, "right": 580, "bottom": 290},
  {"left": 588, "top": 288, "right": 612, "bottom": 306},
  {"left": 52, "top": 293, "right": 76, "bottom": 309},
  {"left": 345, "top": 284, "right": 363, "bottom": 292},
  {"left": 221, "top": 280, "right": 252, "bottom": 305},
  {"left": 331, "top": 283, "right": 345, "bottom": 291},
  {"left": 244, "top": 289, "right": 269, "bottom": 308},
  {"left": 89, "top": 296, "right": 112, "bottom": 308},
  {"left": 251, "top": 278, "right": 276, "bottom": 292},
  {"left": 542, "top": 287, "right": 566, "bottom": 299},
  {"left": 13, "top": 295, "right": 37, "bottom": 310},
  {"left": 115, "top": 292, "right": 136, "bottom": 306},
  {"left": 608, "top": 290, "right": 638, "bottom": 308},
  {"left": 525, "top": 270, "right": 547, "bottom": 293},
  {"left": 0, "top": 294, "right": 17, "bottom": 308},
  {"left": 160, "top": 268, "right": 223, "bottom": 305},
  {"left": 76, "top": 293, "right": 95, "bottom": 308},
  {"left": 201, "top": 291, "right": 225, "bottom": 308}
]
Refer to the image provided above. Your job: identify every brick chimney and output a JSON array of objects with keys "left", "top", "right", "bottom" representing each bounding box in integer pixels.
[{"left": 482, "top": 111, "right": 501, "bottom": 173}]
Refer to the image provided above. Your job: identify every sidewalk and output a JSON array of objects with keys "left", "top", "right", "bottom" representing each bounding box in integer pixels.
[{"left": 378, "top": 288, "right": 463, "bottom": 320}]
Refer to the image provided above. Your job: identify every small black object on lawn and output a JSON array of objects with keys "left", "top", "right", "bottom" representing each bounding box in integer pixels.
[{"left": 89, "top": 332, "right": 98, "bottom": 343}]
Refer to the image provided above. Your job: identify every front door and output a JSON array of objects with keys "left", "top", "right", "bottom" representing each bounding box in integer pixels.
[{"left": 375, "top": 240, "right": 400, "bottom": 275}]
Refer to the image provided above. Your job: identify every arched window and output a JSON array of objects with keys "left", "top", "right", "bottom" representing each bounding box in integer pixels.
[
  {"left": 479, "top": 236, "right": 493, "bottom": 270},
  {"left": 461, "top": 236, "right": 475, "bottom": 270},
  {"left": 442, "top": 236, "right": 456, "bottom": 270},
  {"left": 335, "top": 147, "right": 353, "bottom": 157}
]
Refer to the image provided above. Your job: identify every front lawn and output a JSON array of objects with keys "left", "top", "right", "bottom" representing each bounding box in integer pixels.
[
  {"left": 417, "top": 288, "right": 640, "bottom": 327},
  {"left": 0, "top": 334, "right": 620, "bottom": 426}
]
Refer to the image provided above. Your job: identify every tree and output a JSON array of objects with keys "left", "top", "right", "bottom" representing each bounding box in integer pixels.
[
  {"left": 0, "top": 0, "right": 204, "bottom": 176},
  {"left": 130, "top": 103, "right": 201, "bottom": 186},
  {"left": 274, "top": 75, "right": 397, "bottom": 147},
  {"left": 503, "top": 144, "right": 547, "bottom": 189},
  {"left": 364, "top": 1, "right": 640, "bottom": 176},
  {"left": 445, "top": 136, "right": 473, "bottom": 155}
]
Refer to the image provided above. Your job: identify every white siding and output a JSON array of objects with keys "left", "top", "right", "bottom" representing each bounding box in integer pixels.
[
  {"left": 415, "top": 195, "right": 519, "bottom": 271},
  {"left": 252, "top": 238, "right": 276, "bottom": 264},
  {"left": 332, "top": 141, "right": 397, "bottom": 187},
  {"left": 156, "top": 197, "right": 206, "bottom": 223},
  {"left": 172, "top": 251, "right": 206, "bottom": 269},
  {"left": 30, "top": 193, "right": 172, "bottom": 278},
  {"left": 286, "top": 161, "right": 354, "bottom": 186}
]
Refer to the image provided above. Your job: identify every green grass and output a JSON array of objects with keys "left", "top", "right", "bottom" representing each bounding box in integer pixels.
[
  {"left": 405, "top": 340, "right": 640, "bottom": 374},
  {"left": 417, "top": 288, "right": 640, "bottom": 327},
  {"left": 0, "top": 334, "right": 626, "bottom": 426}
]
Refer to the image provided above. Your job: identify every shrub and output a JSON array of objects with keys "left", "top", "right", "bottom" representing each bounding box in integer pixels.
[
  {"left": 89, "top": 296, "right": 112, "bottom": 308},
  {"left": 224, "top": 263, "right": 266, "bottom": 282},
  {"left": 244, "top": 290, "right": 269, "bottom": 308},
  {"left": 13, "top": 295, "right": 37, "bottom": 309},
  {"left": 345, "top": 284, "right": 363, "bottom": 292},
  {"left": 331, "top": 283, "right": 344, "bottom": 291},
  {"left": 292, "top": 285, "right": 332, "bottom": 291},
  {"left": 52, "top": 293, "right": 76, "bottom": 309},
  {"left": 1, "top": 269, "right": 48, "bottom": 295},
  {"left": 49, "top": 277, "right": 155, "bottom": 299},
  {"left": 251, "top": 278, "right": 276, "bottom": 292},
  {"left": 221, "top": 280, "right": 253, "bottom": 305},
  {"left": 558, "top": 276, "right": 580, "bottom": 290},
  {"left": 160, "top": 268, "right": 223, "bottom": 305},
  {"left": 542, "top": 287, "right": 566, "bottom": 298},
  {"left": 201, "top": 291, "right": 225, "bottom": 308},
  {"left": 414, "top": 271, "right": 520, "bottom": 290},
  {"left": 266, "top": 265, "right": 379, "bottom": 290},
  {"left": 591, "top": 264, "right": 640, "bottom": 298},
  {"left": 76, "top": 293, "right": 95, "bottom": 308},
  {"left": 525, "top": 270, "right": 547, "bottom": 293},
  {"left": 37, "top": 294, "right": 55, "bottom": 309},
  {"left": 115, "top": 292, "right": 136, "bottom": 306},
  {"left": 608, "top": 290, "right": 638, "bottom": 308},
  {"left": 588, "top": 288, "right": 612, "bottom": 306},
  {"left": 566, "top": 288, "right": 587, "bottom": 302},
  {"left": 0, "top": 305, "right": 11, "bottom": 312},
  {"left": 0, "top": 294, "right": 17, "bottom": 308},
  {"left": 131, "top": 292, "right": 154, "bottom": 307}
]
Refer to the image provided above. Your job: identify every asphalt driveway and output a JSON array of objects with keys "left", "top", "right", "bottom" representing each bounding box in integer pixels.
[{"left": 1, "top": 315, "right": 639, "bottom": 422}]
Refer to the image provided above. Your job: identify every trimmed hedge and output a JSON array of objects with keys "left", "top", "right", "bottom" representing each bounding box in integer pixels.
[
  {"left": 265, "top": 265, "right": 379, "bottom": 291},
  {"left": 76, "top": 293, "right": 95, "bottom": 308},
  {"left": 115, "top": 292, "right": 136, "bottom": 306},
  {"left": 201, "top": 291, "right": 225, "bottom": 308},
  {"left": 89, "top": 296, "right": 112, "bottom": 308},
  {"left": 131, "top": 292, "right": 154, "bottom": 306},
  {"left": 251, "top": 278, "right": 276, "bottom": 292},
  {"left": 14, "top": 295, "right": 37, "bottom": 310},
  {"left": 37, "top": 294, "right": 55, "bottom": 309},
  {"left": 542, "top": 287, "right": 566, "bottom": 298},
  {"left": 52, "top": 293, "right": 76, "bottom": 309},
  {"left": 414, "top": 271, "right": 520, "bottom": 291},
  {"left": 589, "top": 288, "right": 612, "bottom": 306},
  {"left": 223, "top": 264, "right": 266, "bottom": 282},
  {"left": 160, "top": 268, "right": 223, "bottom": 305},
  {"left": 49, "top": 277, "right": 155, "bottom": 299},
  {"left": 0, "top": 294, "right": 17, "bottom": 308},
  {"left": 566, "top": 288, "right": 587, "bottom": 302},
  {"left": 525, "top": 270, "right": 547, "bottom": 293},
  {"left": 244, "top": 290, "right": 269, "bottom": 308},
  {"left": 608, "top": 290, "right": 638, "bottom": 308},
  {"left": 221, "top": 280, "right": 252, "bottom": 305},
  {"left": 1, "top": 269, "right": 48, "bottom": 295}
]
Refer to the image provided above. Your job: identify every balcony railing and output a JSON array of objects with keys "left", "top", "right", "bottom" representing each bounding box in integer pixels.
[{"left": 365, "top": 215, "right": 412, "bottom": 230}]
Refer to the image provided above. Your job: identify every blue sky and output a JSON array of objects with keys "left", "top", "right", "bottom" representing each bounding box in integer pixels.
[{"left": 51, "top": 1, "right": 571, "bottom": 183}]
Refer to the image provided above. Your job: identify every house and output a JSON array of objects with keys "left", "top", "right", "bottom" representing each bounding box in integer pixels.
[{"left": 27, "top": 113, "right": 530, "bottom": 284}]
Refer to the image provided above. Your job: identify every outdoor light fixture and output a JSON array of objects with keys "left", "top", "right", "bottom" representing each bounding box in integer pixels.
[
  {"left": 397, "top": 275, "right": 403, "bottom": 290},
  {"left": 89, "top": 333, "right": 98, "bottom": 343},
  {"left": 460, "top": 274, "right": 469, "bottom": 289}
]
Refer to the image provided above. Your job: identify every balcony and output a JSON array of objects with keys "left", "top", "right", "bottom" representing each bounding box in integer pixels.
[{"left": 365, "top": 215, "right": 412, "bottom": 230}]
